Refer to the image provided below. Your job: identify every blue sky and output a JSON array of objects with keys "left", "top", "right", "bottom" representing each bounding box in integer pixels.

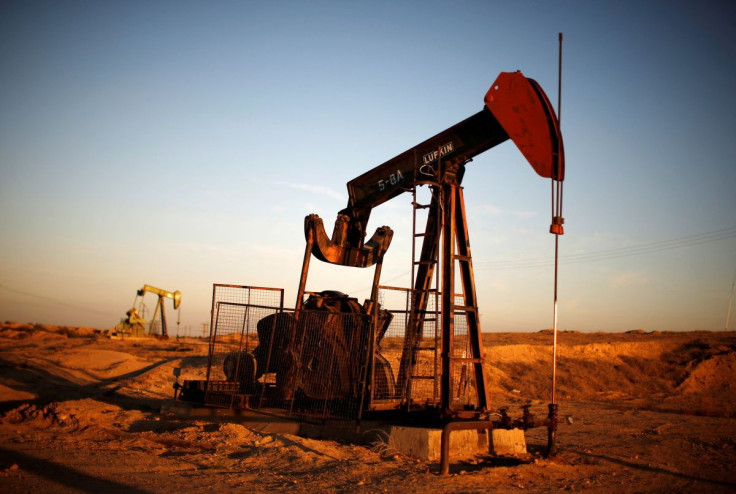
[{"left": 1, "top": 1, "right": 734, "bottom": 333}]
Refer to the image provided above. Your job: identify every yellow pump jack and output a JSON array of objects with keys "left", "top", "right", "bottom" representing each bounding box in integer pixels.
[{"left": 113, "top": 284, "right": 181, "bottom": 338}]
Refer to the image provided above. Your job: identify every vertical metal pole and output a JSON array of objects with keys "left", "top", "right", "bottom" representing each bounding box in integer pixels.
[
  {"left": 243, "top": 289, "right": 251, "bottom": 351},
  {"left": 547, "top": 31, "right": 564, "bottom": 458},
  {"left": 256, "top": 289, "right": 284, "bottom": 409},
  {"left": 206, "top": 286, "right": 218, "bottom": 382},
  {"left": 369, "top": 257, "right": 384, "bottom": 305},
  {"left": 295, "top": 230, "right": 314, "bottom": 312},
  {"left": 358, "top": 258, "right": 384, "bottom": 423},
  {"left": 205, "top": 295, "right": 221, "bottom": 404},
  {"left": 557, "top": 32, "right": 563, "bottom": 126},
  {"left": 411, "top": 149, "right": 418, "bottom": 312},
  {"left": 281, "top": 230, "right": 316, "bottom": 412},
  {"left": 160, "top": 297, "right": 168, "bottom": 338},
  {"left": 551, "top": 32, "right": 564, "bottom": 407},
  {"left": 551, "top": 238, "right": 559, "bottom": 405},
  {"left": 440, "top": 183, "right": 455, "bottom": 415},
  {"left": 726, "top": 266, "right": 736, "bottom": 330},
  {"left": 453, "top": 186, "right": 490, "bottom": 411}
]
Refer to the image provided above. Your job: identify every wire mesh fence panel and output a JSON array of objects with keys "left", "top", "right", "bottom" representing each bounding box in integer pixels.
[
  {"left": 204, "top": 284, "right": 284, "bottom": 408},
  {"left": 449, "top": 312, "right": 478, "bottom": 407},
  {"left": 201, "top": 285, "right": 475, "bottom": 417},
  {"left": 373, "top": 307, "right": 405, "bottom": 403},
  {"left": 203, "top": 286, "right": 374, "bottom": 419},
  {"left": 377, "top": 286, "right": 441, "bottom": 407},
  {"left": 242, "top": 307, "right": 374, "bottom": 419},
  {"left": 287, "top": 309, "right": 373, "bottom": 419},
  {"left": 375, "top": 286, "right": 481, "bottom": 410},
  {"left": 448, "top": 289, "right": 481, "bottom": 408}
]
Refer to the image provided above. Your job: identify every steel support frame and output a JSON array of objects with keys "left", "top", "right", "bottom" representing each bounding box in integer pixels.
[
  {"left": 439, "top": 171, "right": 489, "bottom": 415},
  {"left": 396, "top": 159, "right": 490, "bottom": 416}
]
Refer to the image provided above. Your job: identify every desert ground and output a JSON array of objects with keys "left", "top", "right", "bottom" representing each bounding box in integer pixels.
[{"left": 1, "top": 321, "right": 735, "bottom": 493}]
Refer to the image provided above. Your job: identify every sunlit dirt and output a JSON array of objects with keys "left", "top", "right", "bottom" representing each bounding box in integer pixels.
[{"left": 1, "top": 322, "right": 734, "bottom": 493}]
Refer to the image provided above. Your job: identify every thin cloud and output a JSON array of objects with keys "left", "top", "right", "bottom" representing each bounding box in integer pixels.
[
  {"left": 274, "top": 181, "right": 345, "bottom": 201},
  {"left": 481, "top": 204, "right": 502, "bottom": 215},
  {"left": 490, "top": 281, "right": 509, "bottom": 292},
  {"left": 477, "top": 204, "right": 538, "bottom": 218},
  {"left": 609, "top": 270, "right": 652, "bottom": 288},
  {"left": 564, "top": 297, "right": 581, "bottom": 311}
]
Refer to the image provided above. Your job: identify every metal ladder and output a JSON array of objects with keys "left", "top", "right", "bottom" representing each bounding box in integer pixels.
[
  {"left": 396, "top": 155, "right": 490, "bottom": 414},
  {"left": 406, "top": 180, "right": 441, "bottom": 403}
]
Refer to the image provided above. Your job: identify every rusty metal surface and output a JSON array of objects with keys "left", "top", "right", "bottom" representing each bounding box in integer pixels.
[
  {"left": 199, "top": 285, "right": 387, "bottom": 419},
  {"left": 306, "top": 213, "right": 394, "bottom": 267},
  {"left": 484, "top": 71, "right": 565, "bottom": 181},
  {"left": 343, "top": 108, "right": 508, "bottom": 227},
  {"left": 204, "top": 284, "right": 284, "bottom": 408},
  {"left": 308, "top": 71, "right": 564, "bottom": 269},
  {"left": 183, "top": 72, "right": 564, "bottom": 430}
]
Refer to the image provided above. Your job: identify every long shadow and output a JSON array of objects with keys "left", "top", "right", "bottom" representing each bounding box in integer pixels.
[
  {"left": 266, "top": 432, "right": 341, "bottom": 460},
  {"left": 0, "top": 446, "right": 154, "bottom": 494},
  {"left": 92, "top": 356, "right": 181, "bottom": 391},
  {"left": 566, "top": 447, "right": 736, "bottom": 488},
  {"left": 23, "top": 353, "right": 188, "bottom": 390},
  {"left": 0, "top": 355, "right": 184, "bottom": 415}
]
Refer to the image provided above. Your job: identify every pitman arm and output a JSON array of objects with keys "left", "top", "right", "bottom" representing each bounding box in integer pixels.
[{"left": 306, "top": 71, "right": 564, "bottom": 268}]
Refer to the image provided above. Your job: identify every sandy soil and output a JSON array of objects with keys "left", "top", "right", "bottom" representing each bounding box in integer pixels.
[{"left": 1, "top": 322, "right": 735, "bottom": 493}]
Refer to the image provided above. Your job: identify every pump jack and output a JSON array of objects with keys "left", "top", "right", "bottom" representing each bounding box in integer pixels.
[
  {"left": 180, "top": 71, "right": 564, "bottom": 431},
  {"left": 139, "top": 285, "right": 181, "bottom": 337},
  {"left": 114, "top": 284, "right": 181, "bottom": 338},
  {"left": 298, "top": 71, "right": 564, "bottom": 417}
]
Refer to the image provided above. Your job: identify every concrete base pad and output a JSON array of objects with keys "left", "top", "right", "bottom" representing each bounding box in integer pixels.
[
  {"left": 385, "top": 426, "right": 527, "bottom": 461},
  {"left": 490, "top": 428, "right": 527, "bottom": 456},
  {"left": 162, "top": 401, "right": 527, "bottom": 461},
  {"left": 388, "top": 426, "right": 488, "bottom": 461}
]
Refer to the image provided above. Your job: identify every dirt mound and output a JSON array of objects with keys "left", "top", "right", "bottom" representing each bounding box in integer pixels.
[
  {"left": 0, "top": 321, "right": 99, "bottom": 339},
  {"left": 677, "top": 353, "right": 736, "bottom": 395},
  {"left": 483, "top": 334, "right": 736, "bottom": 414},
  {"left": 2, "top": 401, "right": 84, "bottom": 429},
  {"left": 2, "top": 398, "right": 148, "bottom": 431}
]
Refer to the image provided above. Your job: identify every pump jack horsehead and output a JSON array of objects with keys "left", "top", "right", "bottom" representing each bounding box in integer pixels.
[{"left": 295, "top": 70, "right": 565, "bottom": 419}]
